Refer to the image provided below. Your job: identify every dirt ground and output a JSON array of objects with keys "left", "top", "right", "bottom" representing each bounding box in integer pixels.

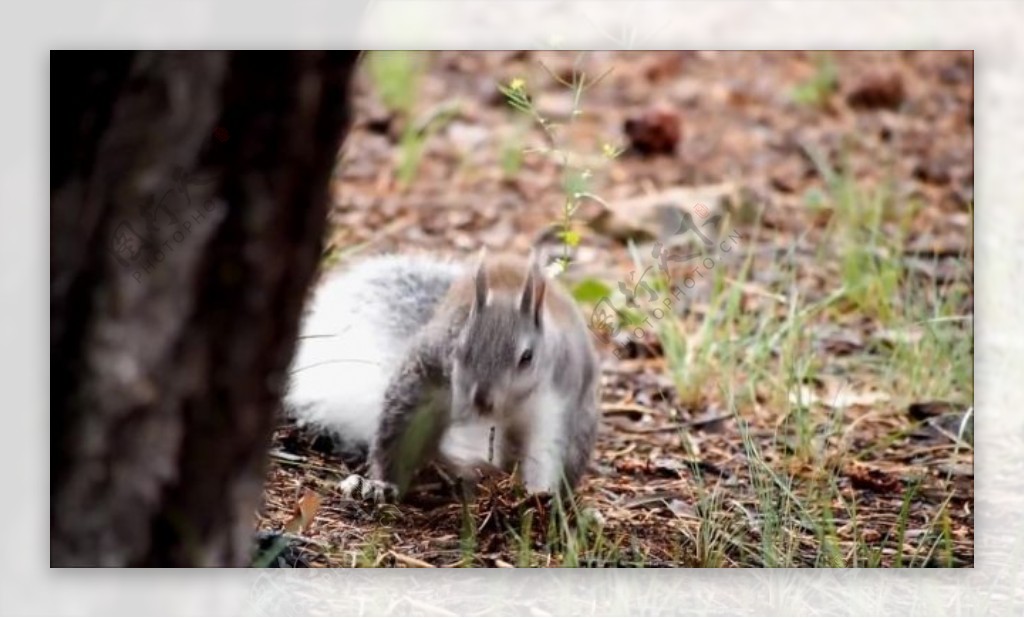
[{"left": 256, "top": 51, "right": 973, "bottom": 568}]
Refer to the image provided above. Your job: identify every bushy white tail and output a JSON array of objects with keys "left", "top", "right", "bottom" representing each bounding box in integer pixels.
[{"left": 284, "top": 254, "right": 462, "bottom": 446}]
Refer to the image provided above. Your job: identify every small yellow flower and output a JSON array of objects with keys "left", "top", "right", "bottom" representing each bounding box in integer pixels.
[
  {"left": 602, "top": 142, "right": 619, "bottom": 159},
  {"left": 562, "top": 228, "right": 581, "bottom": 247},
  {"left": 509, "top": 77, "right": 525, "bottom": 91}
]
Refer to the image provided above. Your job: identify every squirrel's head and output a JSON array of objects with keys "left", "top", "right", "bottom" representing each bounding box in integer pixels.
[{"left": 451, "top": 251, "right": 548, "bottom": 421}]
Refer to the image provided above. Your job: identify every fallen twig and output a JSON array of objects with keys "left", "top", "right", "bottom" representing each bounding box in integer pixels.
[
  {"left": 390, "top": 550, "right": 435, "bottom": 568},
  {"left": 615, "top": 412, "right": 732, "bottom": 434}
]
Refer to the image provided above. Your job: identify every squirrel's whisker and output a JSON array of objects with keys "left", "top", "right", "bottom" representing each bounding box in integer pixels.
[{"left": 289, "top": 358, "right": 382, "bottom": 374}]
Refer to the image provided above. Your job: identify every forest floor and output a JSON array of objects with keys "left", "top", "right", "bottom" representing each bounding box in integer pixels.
[{"left": 256, "top": 51, "right": 973, "bottom": 568}]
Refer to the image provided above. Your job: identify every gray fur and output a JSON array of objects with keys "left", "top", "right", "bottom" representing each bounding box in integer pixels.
[
  {"left": 296, "top": 252, "right": 600, "bottom": 502},
  {"left": 353, "top": 257, "right": 461, "bottom": 340}
]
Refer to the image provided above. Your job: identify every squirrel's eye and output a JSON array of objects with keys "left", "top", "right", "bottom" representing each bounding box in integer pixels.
[{"left": 518, "top": 349, "right": 533, "bottom": 369}]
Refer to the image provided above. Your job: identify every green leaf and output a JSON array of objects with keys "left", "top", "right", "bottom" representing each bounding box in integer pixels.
[
  {"left": 366, "top": 51, "right": 421, "bottom": 115},
  {"left": 498, "top": 85, "right": 533, "bottom": 115},
  {"left": 790, "top": 52, "right": 838, "bottom": 107},
  {"left": 572, "top": 277, "right": 612, "bottom": 305},
  {"left": 563, "top": 169, "right": 590, "bottom": 197}
]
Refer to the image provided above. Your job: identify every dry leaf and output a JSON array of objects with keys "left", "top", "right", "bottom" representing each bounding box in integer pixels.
[
  {"left": 790, "top": 378, "right": 890, "bottom": 409},
  {"left": 284, "top": 488, "right": 322, "bottom": 533},
  {"left": 667, "top": 499, "right": 695, "bottom": 518},
  {"left": 907, "top": 401, "right": 960, "bottom": 420},
  {"left": 585, "top": 183, "right": 737, "bottom": 241},
  {"left": 874, "top": 327, "right": 925, "bottom": 346},
  {"left": 845, "top": 463, "right": 903, "bottom": 494}
]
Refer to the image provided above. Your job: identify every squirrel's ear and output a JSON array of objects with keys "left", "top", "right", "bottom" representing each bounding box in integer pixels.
[
  {"left": 473, "top": 248, "right": 489, "bottom": 314},
  {"left": 520, "top": 253, "right": 547, "bottom": 328}
]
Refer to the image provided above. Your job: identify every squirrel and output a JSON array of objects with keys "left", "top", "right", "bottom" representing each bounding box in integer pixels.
[{"left": 284, "top": 250, "right": 601, "bottom": 503}]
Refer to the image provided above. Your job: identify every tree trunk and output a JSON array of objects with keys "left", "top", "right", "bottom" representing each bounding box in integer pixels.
[{"left": 50, "top": 51, "right": 359, "bottom": 566}]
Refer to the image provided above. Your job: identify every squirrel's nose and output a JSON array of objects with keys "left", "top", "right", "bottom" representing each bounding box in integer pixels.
[{"left": 473, "top": 387, "right": 493, "bottom": 413}]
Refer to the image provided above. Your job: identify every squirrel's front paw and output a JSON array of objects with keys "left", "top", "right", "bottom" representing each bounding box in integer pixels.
[{"left": 339, "top": 474, "right": 398, "bottom": 504}]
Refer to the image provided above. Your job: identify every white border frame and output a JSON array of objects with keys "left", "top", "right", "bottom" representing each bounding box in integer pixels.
[{"left": 6, "top": 0, "right": 1018, "bottom": 614}]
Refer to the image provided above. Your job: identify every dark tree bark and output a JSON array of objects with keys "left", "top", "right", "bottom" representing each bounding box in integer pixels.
[{"left": 51, "top": 51, "right": 359, "bottom": 566}]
